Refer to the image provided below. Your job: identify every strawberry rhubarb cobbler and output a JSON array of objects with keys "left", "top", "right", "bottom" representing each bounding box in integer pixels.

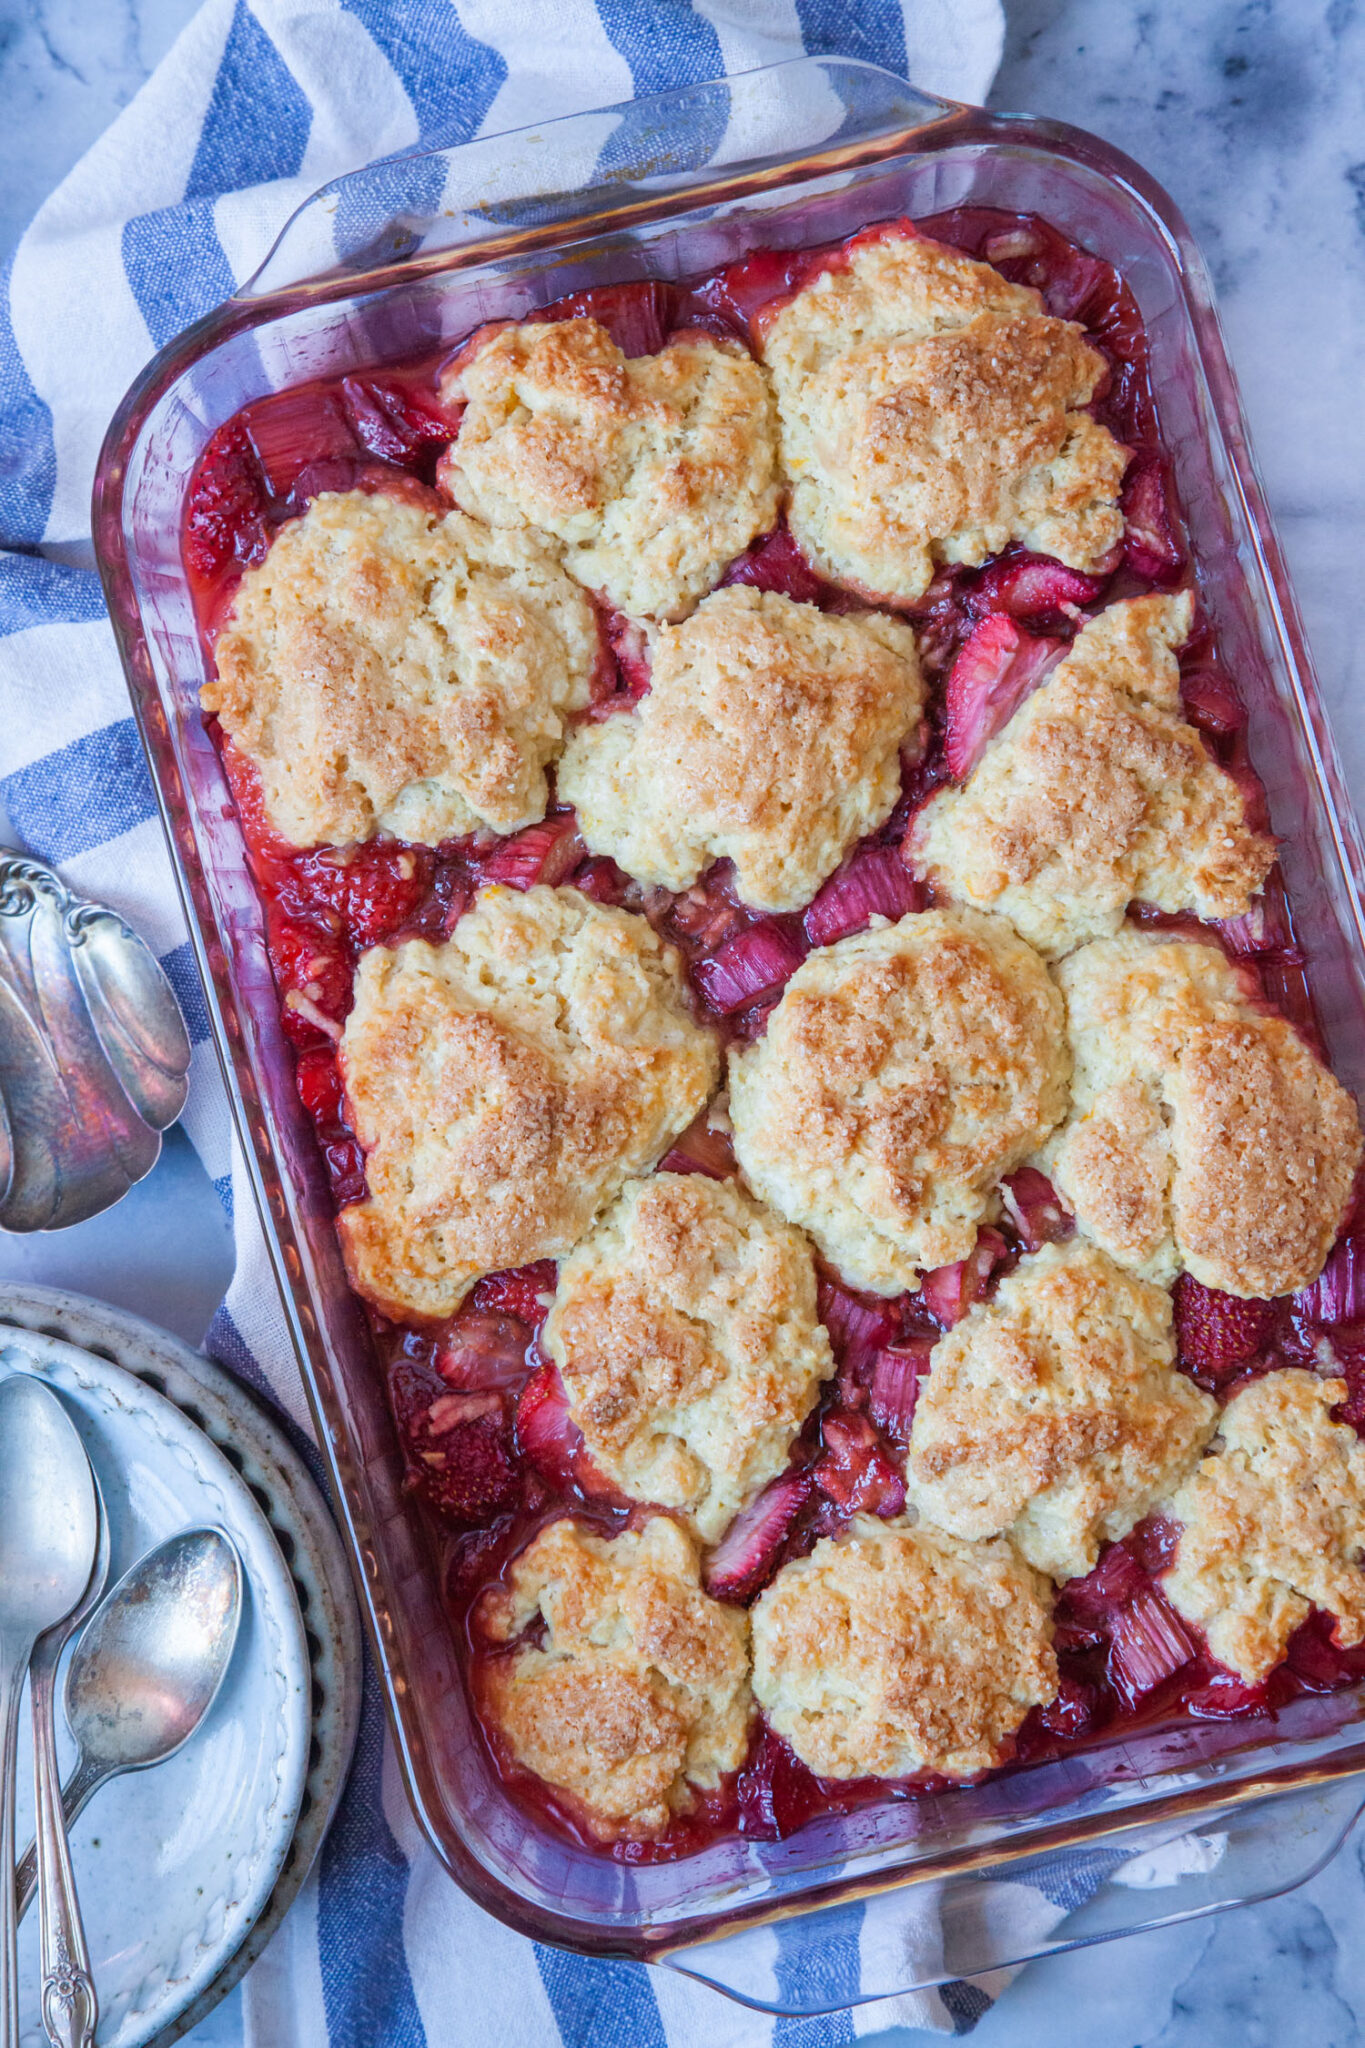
[{"left": 187, "top": 214, "right": 1365, "bottom": 1856}]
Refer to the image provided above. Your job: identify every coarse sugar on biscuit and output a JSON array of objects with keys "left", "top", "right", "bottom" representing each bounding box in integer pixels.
[
  {"left": 557, "top": 586, "right": 925, "bottom": 912},
  {"left": 203, "top": 489, "right": 600, "bottom": 848},
  {"left": 750, "top": 1514, "right": 1056, "bottom": 1779},
  {"left": 541, "top": 1173, "right": 834, "bottom": 1542},
  {"left": 438, "top": 319, "right": 779, "bottom": 620},
  {"left": 758, "top": 227, "right": 1128, "bottom": 604},
  {"left": 478, "top": 1515, "right": 753, "bottom": 1840},
  {"left": 1046, "top": 928, "right": 1361, "bottom": 1297},
  {"left": 1160, "top": 1369, "right": 1365, "bottom": 1683},
  {"left": 910, "top": 593, "right": 1275, "bottom": 957},
  {"left": 906, "top": 1239, "right": 1216, "bottom": 1581},
  {"left": 336, "top": 886, "right": 719, "bottom": 1320},
  {"left": 728, "top": 909, "right": 1069, "bottom": 1295}
]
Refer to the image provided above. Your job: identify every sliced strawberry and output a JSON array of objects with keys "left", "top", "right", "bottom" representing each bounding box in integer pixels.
[
  {"left": 471, "top": 1262, "right": 558, "bottom": 1326},
  {"left": 704, "top": 1472, "right": 812, "bottom": 1603},
  {"left": 341, "top": 374, "right": 462, "bottom": 466},
  {"left": 1182, "top": 1667, "right": 1272, "bottom": 1719},
  {"left": 737, "top": 1726, "right": 822, "bottom": 1840},
  {"left": 966, "top": 553, "right": 1106, "bottom": 625},
  {"left": 289, "top": 839, "right": 434, "bottom": 950},
  {"left": 803, "top": 845, "right": 924, "bottom": 949},
  {"left": 415, "top": 1415, "right": 519, "bottom": 1523},
  {"left": 721, "top": 524, "right": 827, "bottom": 604},
  {"left": 1121, "top": 459, "right": 1185, "bottom": 584},
  {"left": 1126, "top": 1512, "right": 1182, "bottom": 1577},
  {"left": 1108, "top": 1584, "right": 1195, "bottom": 1708},
  {"left": 184, "top": 418, "right": 271, "bottom": 585},
  {"left": 813, "top": 1410, "right": 906, "bottom": 1518},
  {"left": 1172, "top": 1274, "right": 1273, "bottom": 1388},
  {"left": 1285, "top": 1609, "right": 1354, "bottom": 1691},
  {"left": 660, "top": 1110, "right": 735, "bottom": 1181},
  {"left": 1000, "top": 1167, "right": 1073, "bottom": 1251},
  {"left": 544, "top": 280, "right": 672, "bottom": 357},
  {"left": 942, "top": 615, "right": 1065, "bottom": 780},
  {"left": 694, "top": 920, "right": 805, "bottom": 1016},
  {"left": 436, "top": 1313, "right": 534, "bottom": 1391},
  {"left": 1180, "top": 665, "right": 1246, "bottom": 737},
  {"left": 323, "top": 1135, "right": 368, "bottom": 1208},
  {"left": 295, "top": 1044, "right": 345, "bottom": 1127},
  {"left": 480, "top": 817, "right": 585, "bottom": 891},
  {"left": 515, "top": 1362, "right": 598, "bottom": 1492},
  {"left": 244, "top": 384, "right": 359, "bottom": 499},
  {"left": 868, "top": 1339, "right": 934, "bottom": 1444},
  {"left": 269, "top": 917, "right": 352, "bottom": 1044},
  {"left": 920, "top": 1227, "right": 1009, "bottom": 1328}
]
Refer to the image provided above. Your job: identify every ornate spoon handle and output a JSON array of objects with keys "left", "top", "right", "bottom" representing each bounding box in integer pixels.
[
  {"left": 1, "top": 1640, "right": 30, "bottom": 2048},
  {"left": 31, "top": 1639, "right": 97, "bottom": 2048}
]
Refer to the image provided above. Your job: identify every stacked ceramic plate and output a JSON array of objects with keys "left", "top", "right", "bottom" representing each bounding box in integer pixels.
[{"left": 0, "top": 1286, "right": 362, "bottom": 2048}]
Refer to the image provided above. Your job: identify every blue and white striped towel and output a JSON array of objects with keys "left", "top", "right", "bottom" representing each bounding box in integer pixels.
[{"left": 0, "top": 2, "right": 1186, "bottom": 2039}]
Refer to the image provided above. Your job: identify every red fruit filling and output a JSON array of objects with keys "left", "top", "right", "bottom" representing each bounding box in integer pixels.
[
  {"left": 341, "top": 373, "right": 462, "bottom": 466},
  {"left": 436, "top": 1313, "right": 535, "bottom": 1391},
  {"left": 704, "top": 1471, "right": 812, "bottom": 1603},
  {"left": 1000, "top": 1167, "right": 1073, "bottom": 1252},
  {"left": 942, "top": 615, "right": 1065, "bottom": 780},
  {"left": 803, "top": 844, "right": 924, "bottom": 949},
  {"left": 1296, "top": 1234, "right": 1365, "bottom": 1326},
  {"left": 659, "top": 1110, "right": 736, "bottom": 1181},
  {"left": 720, "top": 523, "right": 828, "bottom": 604},
  {"left": 817, "top": 1275, "right": 904, "bottom": 1386},
  {"left": 920, "top": 1227, "right": 1009, "bottom": 1328},
  {"left": 1180, "top": 665, "right": 1246, "bottom": 738},
  {"left": 414, "top": 1415, "right": 519, "bottom": 1523},
  {"left": 479, "top": 815, "right": 585, "bottom": 890},
  {"left": 1172, "top": 1273, "right": 1274, "bottom": 1388},
  {"left": 867, "top": 1339, "right": 934, "bottom": 1445},
  {"left": 470, "top": 1262, "right": 558, "bottom": 1327},
  {"left": 963, "top": 552, "right": 1107, "bottom": 627},
  {"left": 183, "top": 418, "right": 271, "bottom": 587},
  {"left": 737, "top": 1726, "right": 825, "bottom": 1840},
  {"left": 541, "top": 279, "right": 672, "bottom": 357},
  {"left": 812, "top": 1410, "right": 907, "bottom": 1519},
  {"left": 693, "top": 919, "right": 805, "bottom": 1015},
  {"left": 1121, "top": 459, "right": 1185, "bottom": 584}
]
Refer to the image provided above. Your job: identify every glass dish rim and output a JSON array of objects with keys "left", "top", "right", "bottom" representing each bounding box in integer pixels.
[{"left": 90, "top": 61, "right": 1365, "bottom": 1963}]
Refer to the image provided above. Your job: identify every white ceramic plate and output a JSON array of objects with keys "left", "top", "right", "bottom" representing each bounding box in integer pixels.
[{"left": 1, "top": 1331, "right": 312, "bottom": 2048}]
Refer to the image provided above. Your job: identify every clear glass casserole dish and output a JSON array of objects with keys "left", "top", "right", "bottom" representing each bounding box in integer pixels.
[{"left": 91, "top": 57, "right": 1365, "bottom": 2012}]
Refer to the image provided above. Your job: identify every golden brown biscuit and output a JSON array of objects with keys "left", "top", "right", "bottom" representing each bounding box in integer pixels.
[
  {"left": 439, "top": 319, "right": 780, "bottom": 619},
  {"left": 729, "top": 909, "right": 1069, "bottom": 1294},
  {"left": 750, "top": 1515, "right": 1056, "bottom": 1778},
  {"left": 204, "top": 490, "right": 600, "bottom": 848},
  {"left": 1160, "top": 1369, "right": 1365, "bottom": 1683},
  {"left": 336, "top": 886, "right": 719, "bottom": 1319},
  {"left": 910, "top": 594, "right": 1274, "bottom": 957},
  {"left": 542, "top": 1174, "right": 834, "bottom": 1542},
  {"left": 906, "top": 1240, "right": 1216, "bottom": 1581},
  {"left": 558, "top": 587, "right": 925, "bottom": 911},
  {"left": 759, "top": 228, "right": 1128, "bottom": 603},
  {"left": 479, "top": 1516, "right": 752, "bottom": 1841},
  {"left": 1046, "top": 928, "right": 1361, "bottom": 1296}
]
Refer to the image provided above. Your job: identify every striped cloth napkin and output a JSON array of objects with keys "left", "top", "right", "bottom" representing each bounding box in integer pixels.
[{"left": 0, "top": 2, "right": 1178, "bottom": 2039}]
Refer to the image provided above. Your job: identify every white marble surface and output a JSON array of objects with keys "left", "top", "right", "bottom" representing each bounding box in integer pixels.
[{"left": 1, "top": 1, "right": 1363, "bottom": 2043}]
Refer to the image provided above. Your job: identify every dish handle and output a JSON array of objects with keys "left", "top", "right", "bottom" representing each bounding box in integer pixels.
[
  {"left": 240, "top": 57, "right": 960, "bottom": 299},
  {"left": 658, "top": 1777, "right": 1365, "bottom": 2016}
]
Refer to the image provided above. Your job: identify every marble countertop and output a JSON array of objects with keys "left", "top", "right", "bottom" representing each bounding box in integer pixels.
[{"left": 1, "top": 1, "right": 1362, "bottom": 2044}]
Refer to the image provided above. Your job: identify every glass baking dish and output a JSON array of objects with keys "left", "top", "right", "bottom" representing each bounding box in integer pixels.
[{"left": 91, "top": 57, "right": 1365, "bottom": 2010}]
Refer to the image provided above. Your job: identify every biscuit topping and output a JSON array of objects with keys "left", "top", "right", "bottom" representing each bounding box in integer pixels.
[
  {"left": 336, "top": 887, "right": 719, "bottom": 1319},
  {"left": 729, "top": 909, "right": 1070, "bottom": 1294},
  {"left": 910, "top": 593, "right": 1275, "bottom": 956},
  {"left": 439, "top": 319, "right": 780, "bottom": 619},
  {"left": 559, "top": 587, "right": 925, "bottom": 911},
  {"left": 906, "top": 1240, "right": 1217, "bottom": 1581},
  {"left": 204, "top": 490, "right": 600, "bottom": 848},
  {"left": 750, "top": 1515, "right": 1057, "bottom": 1779},
  {"left": 1160, "top": 1369, "right": 1365, "bottom": 1683},
  {"left": 1048, "top": 928, "right": 1361, "bottom": 1296},
  {"left": 759, "top": 227, "right": 1128, "bottom": 603},
  {"left": 479, "top": 1516, "right": 753, "bottom": 1840}
]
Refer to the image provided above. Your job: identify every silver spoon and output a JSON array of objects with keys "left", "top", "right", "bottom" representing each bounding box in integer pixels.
[
  {"left": 14, "top": 1529, "right": 244, "bottom": 1926},
  {"left": 0, "top": 1377, "right": 99, "bottom": 2048}
]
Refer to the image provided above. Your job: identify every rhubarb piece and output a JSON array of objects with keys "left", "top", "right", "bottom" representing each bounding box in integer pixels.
[
  {"left": 479, "top": 816, "right": 586, "bottom": 891},
  {"left": 803, "top": 845, "right": 924, "bottom": 948},
  {"left": 1121, "top": 459, "right": 1184, "bottom": 583},
  {"left": 721, "top": 524, "right": 827, "bottom": 603},
  {"left": 1000, "top": 1167, "right": 1073, "bottom": 1251},
  {"left": 436, "top": 1313, "right": 533, "bottom": 1391},
  {"left": 817, "top": 1276, "right": 903, "bottom": 1384},
  {"left": 1295, "top": 1234, "right": 1365, "bottom": 1326},
  {"left": 868, "top": 1339, "right": 934, "bottom": 1444},
  {"left": 695, "top": 920, "right": 805, "bottom": 1016},
  {"left": 704, "top": 1471, "right": 812, "bottom": 1603},
  {"left": 942, "top": 615, "right": 1065, "bottom": 780},
  {"left": 1172, "top": 1274, "right": 1273, "bottom": 1387},
  {"left": 341, "top": 374, "right": 461, "bottom": 466},
  {"left": 544, "top": 280, "right": 672, "bottom": 358},
  {"left": 736, "top": 1725, "right": 821, "bottom": 1839},
  {"left": 1214, "top": 870, "right": 1291, "bottom": 957},
  {"left": 470, "top": 1261, "right": 558, "bottom": 1326},
  {"left": 184, "top": 418, "right": 272, "bottom": 586},
  {"left": 659, "top": 1109, "right": 735, "bottom": 1180},
  {"left": 1107, "top": 1583, "right": 1196, "bottom": 1709},
  {"left": 1180, "top": 665, "right": 1246, "bottom": 737},
  {"left": 813, "top": 1411, "right": 907, "bottom": 1519},
  {"left": 1035, "top": 1675, "right": 1098, "bottom": 1740},
  {"left": 920, "top": 1227, "right": 1009, "bottom": 1328},
  {"left": 244, "top": 385, "right": 359, "bottom": 499},
  {"left": 568, "top": 856, "right": 628, "bottom": 907}
]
